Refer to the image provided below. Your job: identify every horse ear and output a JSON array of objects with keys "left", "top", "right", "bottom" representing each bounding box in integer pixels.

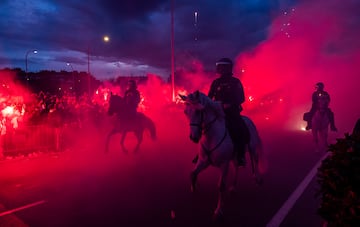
[
  {"left": 179, "top": 94, "right": 187, "bottom": 101},
  {"left": 195, "top": 90, "right": 200, "bottom": 99}
]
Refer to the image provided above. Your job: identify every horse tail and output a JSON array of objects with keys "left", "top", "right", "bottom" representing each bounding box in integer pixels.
[
  {"left": 242, "top": 115, "right": 268, "bottom": 174},
  {"left": 141, "top": 114, "right": 157, "bottom": 141}
]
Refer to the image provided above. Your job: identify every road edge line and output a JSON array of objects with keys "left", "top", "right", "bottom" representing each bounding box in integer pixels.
[{"left": 266, "top": 152, "right": 329, "bottom": 227}]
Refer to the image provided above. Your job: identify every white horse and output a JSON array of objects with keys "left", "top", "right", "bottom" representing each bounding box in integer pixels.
[
  {"left": 311, "top": 96, "right": 331, "bottom": 152},
  {"left": 180, "top": 90, "right": 263, "bottom": 220}
]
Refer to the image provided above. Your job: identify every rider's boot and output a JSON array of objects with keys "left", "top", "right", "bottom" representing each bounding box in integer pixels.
[
  {"left": 304, "top": 111, "right": 314, "bottom": 130},
  {"left": 328, "top": 110, "right": 337, "bottom": 132},
  {"left": 236, "top": 143, "right": 246, "bottom": 167},
  {"left": 330, "top": 125, "right": 337, "bottom": 132},
  {"left": 237, "top": 153, "right": 246, "bottom": 167},
  {"left": 306, "top": 120, "right": 311, "bottom": 130}
]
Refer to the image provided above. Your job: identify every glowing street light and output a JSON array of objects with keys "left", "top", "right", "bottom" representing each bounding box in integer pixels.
[
  {"left": 170, "top": 0, "right": 175, "bottom": 102},
  {"left": 25, "top": 49, "right": 38, "bottom": 82},
  {"left": 103, "top": 35, "right": 110, "bottom": 42},
  {"left": 66, "top": 62, "right": 74, "bottom": 71}
]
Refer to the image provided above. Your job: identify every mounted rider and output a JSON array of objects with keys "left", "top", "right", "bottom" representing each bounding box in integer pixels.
[
  {"left": 304, "top": 82, "right": 337, "bottom": 131},
  {"left": 208, "top": 58, "right": 250, "bottom": 166},
  {"left": 124, "top": 79, "right": 141, "bottom": 121}
]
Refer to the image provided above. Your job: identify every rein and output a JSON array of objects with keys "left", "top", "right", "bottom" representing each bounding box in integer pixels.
[
  {"left": 190, "top": 109, "right": 227, "bottom": 164},
  {"left": 190, "top": 111, "right": 218, "bottom": 134},
  {"left": 201, "top": 130, "right": 227, "bottom": 164}
]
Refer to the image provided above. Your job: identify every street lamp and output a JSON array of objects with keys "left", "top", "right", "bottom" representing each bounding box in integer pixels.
[
  {"left": 66, "top": 62, "right": 75, "bottom": 91},
  {"left": 87, "top": 35, "right": 110, "bottom": 95},
  {"left": 170, "top": 0, "right": 175, "bottom": 102},
  {"left": 25, "top": 49, "right": 38, "bottom": 83}
]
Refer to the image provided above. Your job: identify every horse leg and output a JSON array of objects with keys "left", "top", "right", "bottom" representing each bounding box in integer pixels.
[
  {"left": 249, "top": 145, "right": 263, "bottom": 186},
  {"left": 133, "top": 130, "right": 143, "bottom": 153},
  {"left": 214, "top": 162, "right": 230, "bottom": 221},
  {"left": 120, "top": 131, "right": 128, "bottom": 154},
  {"left": 324, "top": 128, "right": 329, "bottom": 148},
  {"left": 190, "top": 159, "right": 209, "bottom": 193},
  {"left": 312, "top": 129, "right": 320, "bottom": 152},
  {"left": 320, "top": 128, "right": 329, "bottom": 152},
  {"left": 229, "top": 160, "right": 239, "bottom": 193},
  {"left": 105, "top": 129, "right": 116, "bottom": 153}
]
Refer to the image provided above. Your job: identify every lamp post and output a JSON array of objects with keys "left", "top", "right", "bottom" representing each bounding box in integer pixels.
[
  {"left": 87, "top": 45, "right": 90, "bottom": 95},
  {"left": 66, "top": 62, "right": 75, "bottom": 92},
  {"left": 25, "top": 49, "right": 38, "bottom": 84},
  {"left": 170, "top": 0, "right": 175, "bottom": 102},
  {"left": 87, "top": 35, "right": 110, "bottom": 95}
]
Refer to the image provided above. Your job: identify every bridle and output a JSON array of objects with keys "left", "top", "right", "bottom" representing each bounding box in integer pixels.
[
  {"left": 189, "top": 109, "right": 218, "bottom": 135},
  {"left": 189, "top": 107, "right": 227, "bottom": 163}
]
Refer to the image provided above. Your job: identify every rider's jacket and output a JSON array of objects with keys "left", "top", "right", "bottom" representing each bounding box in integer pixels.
[
  {"left": 312, "top": 90, "right": 330, "bottom": 109},
  {"left": 124, "top": 89, "right": 140, "bottom": 112},
  {"left": 208, "top": 75, "right": 245, "bottom": 113}
]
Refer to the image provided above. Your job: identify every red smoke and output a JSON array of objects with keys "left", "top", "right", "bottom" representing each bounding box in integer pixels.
[
  {"left": 235, "top": 0, "right": 360, "bottom": 132},
  {"left": 2, "top": 0, "right": 359, "bottom": 184}
]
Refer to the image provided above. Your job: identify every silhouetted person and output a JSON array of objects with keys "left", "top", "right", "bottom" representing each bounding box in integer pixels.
[
  {"left": 304, "top": 82, "right": 337, "bottom": 131},
  {"left": 193, "top": 58, "right": 249, "bottom": 166},
  {"left": 124, "top": 80, "right": 140, "bottom": 121}
]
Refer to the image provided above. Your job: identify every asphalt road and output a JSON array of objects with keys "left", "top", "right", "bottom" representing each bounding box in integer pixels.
[{"left": 0, "top": 113, "right": 339, "bottom": 227}]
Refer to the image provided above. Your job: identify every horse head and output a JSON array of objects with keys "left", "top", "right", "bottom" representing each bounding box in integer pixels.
[
  {"left": 107, "top": 93, "right": 125, "bottom": 116},
  {"left": 179, "top": 90, "right": 224, "bottom": 143}
]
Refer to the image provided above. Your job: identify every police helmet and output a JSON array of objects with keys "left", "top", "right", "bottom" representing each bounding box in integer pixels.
[
  {"left": 127, "top": 80, "right": 137, "bottom": 89},
  {"left": 315, "top": 82, "right": 324, "bottom": 90},
  {"left": 216, "top": 58, "right": 233, "bottom": 76}
]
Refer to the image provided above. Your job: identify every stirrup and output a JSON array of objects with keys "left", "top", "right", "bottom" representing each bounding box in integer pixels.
[
  {"left": 192, "top": 155, "right": 198, "bottom": 164},
  {"left": 237, "top": 157, "right": 246, "bottom": 167},
  {"left": 330, "top": 125, "right": 337, "bottom": 132}
]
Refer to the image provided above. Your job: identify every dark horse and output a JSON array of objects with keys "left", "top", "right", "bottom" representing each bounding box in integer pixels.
[{"left": 105, "top": 93, "right": 156, "bottom": 153}]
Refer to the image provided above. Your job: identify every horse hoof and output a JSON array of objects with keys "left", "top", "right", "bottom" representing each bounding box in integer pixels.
[
  {"left": 190, "top": 173, "right": 197, "bottom": 192},
  {"left": 213, "top": 210, "right": 224, "bottom": 223},
  {"left": 229, "top": 186, "right": 237, "bottom": 194},
  {"left": 255, "top": 177, "right": 264, "bottom": 186}
]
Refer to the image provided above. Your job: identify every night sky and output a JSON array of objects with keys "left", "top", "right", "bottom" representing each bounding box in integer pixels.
[
  {"left": 0, "top": 0, "right": 297, "bottom": 80},
  {"left": 0, "top": 0, "right": 359, "bottom": 131}
]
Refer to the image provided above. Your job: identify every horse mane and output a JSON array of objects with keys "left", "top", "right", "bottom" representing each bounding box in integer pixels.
[
  {"left": 110, "top": 94, "right": 123, "bottom": 102},
  {"left": 108, "top": 94, "right": 125, "bottom": 115},
  {"left": 192, "top": 91, "right": 225, "bottom": 119}
]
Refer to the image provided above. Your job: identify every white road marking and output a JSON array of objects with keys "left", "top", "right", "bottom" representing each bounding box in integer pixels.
[
  {"left": 0, "top": 200, "right": 46, "bottom": 217},
  {"left": 266, "top": 152, "right": 329, "bottom": 227}
]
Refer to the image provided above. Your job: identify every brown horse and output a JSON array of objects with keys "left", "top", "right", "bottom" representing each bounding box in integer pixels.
[{"left": 105, "top": 93, "right": 156, "bottom": 153}]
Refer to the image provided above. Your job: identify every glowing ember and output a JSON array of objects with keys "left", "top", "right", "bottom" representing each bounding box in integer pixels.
[{"left": 1, "top": 106, "right": 14, "bottom": 117}]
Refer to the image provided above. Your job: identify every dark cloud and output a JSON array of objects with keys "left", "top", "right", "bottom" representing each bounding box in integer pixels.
[
  {"left": 95, "top": 0, "right": 168, "bottom": 20},
  {"left": 234, "top": 0, "right": 360, "bottom": 132},
  {"left": 0, "top": 0, "right": 294, "bottom": 79}
]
